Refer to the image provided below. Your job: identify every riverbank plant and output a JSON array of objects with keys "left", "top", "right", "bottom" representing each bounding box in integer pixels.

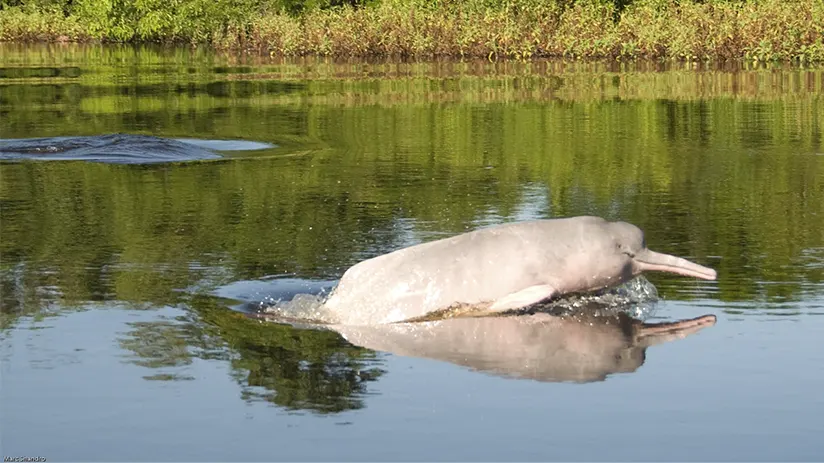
[{"left": 1, "top": 0, "right": 823, "bottom": 62}]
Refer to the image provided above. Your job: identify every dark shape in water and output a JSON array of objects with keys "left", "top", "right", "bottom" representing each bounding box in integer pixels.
[
  {"left": 321, "top": 310, "right": 717, "bottom": 383},
  {"left": 0, "top": 133, "right": 224, "bottom": 164}
]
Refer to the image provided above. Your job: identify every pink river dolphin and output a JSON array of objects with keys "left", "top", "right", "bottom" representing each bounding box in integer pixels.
[{"left": 321, "top": 216, "right": 717, "bottom": 325}]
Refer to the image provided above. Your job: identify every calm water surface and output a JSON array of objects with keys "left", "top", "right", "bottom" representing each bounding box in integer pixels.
[{"left": 1, "top": 44, "right": 823, "bottom": 461}]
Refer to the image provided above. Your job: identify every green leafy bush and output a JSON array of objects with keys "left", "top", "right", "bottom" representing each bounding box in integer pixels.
[{"left": 1, "top": 0, "right": 823, "bottom": 61}]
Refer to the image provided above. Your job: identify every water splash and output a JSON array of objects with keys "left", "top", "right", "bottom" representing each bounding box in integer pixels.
[
  {"left": 209, "top": 277, "right": 333, "bottom": 321},
  {"left": 250, "top": 275, "right": 660, "bottom": 325},
  {"left": 535, "top": 276, "right": 660, "bottom": 319},
  {"left": 261, "top": 292, "right": 335, "bottom": 324}
]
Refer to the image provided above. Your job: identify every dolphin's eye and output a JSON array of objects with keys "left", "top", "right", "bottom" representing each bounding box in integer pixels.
[
  {"left": 616, "top": 243, "right": 635, "bottom": 258},
  {"left": 615, "top": 243, "right": 635, "bottom": 258}
]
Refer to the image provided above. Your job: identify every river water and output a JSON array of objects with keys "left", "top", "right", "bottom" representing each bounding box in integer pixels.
[{"left": 1, "top": 44, "right": 823, "bottom": 461}]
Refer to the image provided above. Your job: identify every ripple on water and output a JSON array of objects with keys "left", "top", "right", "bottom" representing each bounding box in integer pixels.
[
  {"left": 173, "top": 138, "right": 275, "bottom": 152},
  {"left": 0, "top": 134, "right": 275, "bottom": 164}
]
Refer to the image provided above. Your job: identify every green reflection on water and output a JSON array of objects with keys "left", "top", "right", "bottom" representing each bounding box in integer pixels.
[
  {"left": 114, "top": 298, "right": 385, "bottom": 413},
  {"left": 1, "top": 44, "right": 823, "bottom": 329}
]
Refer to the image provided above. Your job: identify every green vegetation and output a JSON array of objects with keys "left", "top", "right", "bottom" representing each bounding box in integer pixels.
[{"left": 1, "top": 0, "right": 823, "bottom": 61}]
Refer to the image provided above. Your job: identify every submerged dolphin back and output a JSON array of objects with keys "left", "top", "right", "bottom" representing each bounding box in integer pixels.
[{"left": 0, "top": 134, "right": 223, "bottom": 164}]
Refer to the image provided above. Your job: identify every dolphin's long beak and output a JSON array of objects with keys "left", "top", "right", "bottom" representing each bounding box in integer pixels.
[{"left": 633, "top": 249, "right": 717, "bottom": 280}]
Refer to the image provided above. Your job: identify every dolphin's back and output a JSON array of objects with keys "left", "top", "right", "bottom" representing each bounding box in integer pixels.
[{"left": 323, "top": 217, "right": 607, "bottom": 324}]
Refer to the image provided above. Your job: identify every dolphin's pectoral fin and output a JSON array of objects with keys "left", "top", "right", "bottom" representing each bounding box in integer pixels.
[{"left": 486, "top": 284, "right": 558, "bottom": 314}]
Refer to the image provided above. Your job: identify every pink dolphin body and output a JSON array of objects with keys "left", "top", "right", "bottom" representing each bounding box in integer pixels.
[{"left": 322, "top": 216, "right": 717, "bottom": 325}]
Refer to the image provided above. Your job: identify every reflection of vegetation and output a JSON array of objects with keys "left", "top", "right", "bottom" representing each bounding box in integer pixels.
[
  {"left": 2, "top": 45, "right": 823, "bottom": 116},
  {"left": 1, "top": 47, "right": 822, "bottom": 326},
  {"left": 196, "top": 297, "right": 385, "bottom": 413},
  {"left": 116, "top": 296, "right": 385, "bottom": 413},
  {"left": 119, "top": 320, "right": 197, "bottom": 369}
]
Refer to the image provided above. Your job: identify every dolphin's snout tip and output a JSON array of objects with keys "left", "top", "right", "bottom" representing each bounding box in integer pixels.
[
  {"left": 700, "top": 268, "right": 718, "bottom": 281},
  {"left": 679, "top": 258, "right": 717, "bottom": 281}
]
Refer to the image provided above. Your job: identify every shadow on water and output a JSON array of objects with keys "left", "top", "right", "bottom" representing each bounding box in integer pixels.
[{"left": 0, "top": 134, "right": 274, "bottom": 164}]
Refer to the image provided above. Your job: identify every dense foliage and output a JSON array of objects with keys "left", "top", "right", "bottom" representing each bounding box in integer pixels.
[{"left": 1, "top": 0, "right": 823, "bottom": 61}]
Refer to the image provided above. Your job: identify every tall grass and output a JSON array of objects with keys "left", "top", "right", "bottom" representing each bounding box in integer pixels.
[{"left": 1, "top": 0, "right": 823, "bottom": 61}]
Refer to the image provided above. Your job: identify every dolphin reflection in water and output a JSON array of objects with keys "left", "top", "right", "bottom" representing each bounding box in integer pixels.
[{"left": 254, "top": 308, "right": 716, "bottom": 383}]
